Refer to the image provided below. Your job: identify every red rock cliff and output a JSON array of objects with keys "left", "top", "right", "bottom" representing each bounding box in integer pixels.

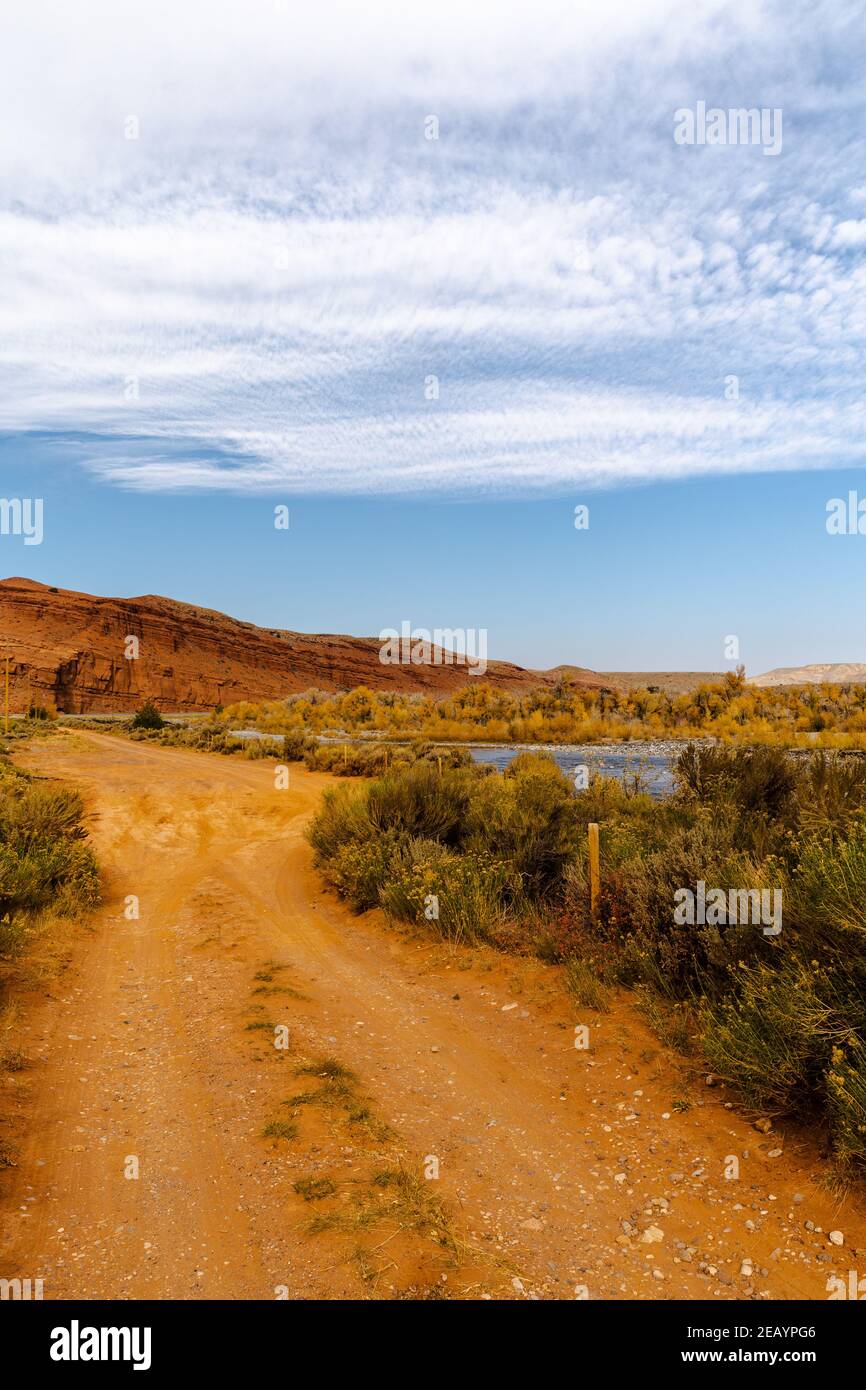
[{"left": 0, "top": 578, "right": 606, "bottom": 713}]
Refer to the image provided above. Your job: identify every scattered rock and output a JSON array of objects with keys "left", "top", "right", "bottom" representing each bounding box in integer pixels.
[{"left": 640, "top": 1226, "right": 664, "bottom": 1244}]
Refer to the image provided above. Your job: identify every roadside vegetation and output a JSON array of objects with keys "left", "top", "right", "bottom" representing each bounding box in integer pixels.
[
  {"left": 58, "top": 697, "right": 866, "bottom": 1171},
  {"left": 215, "top": 667, "right": 866, "bottom": 748},
  {"left": 86, "top": 707, "right": 476, "bottom": 775},
  {"left": 0, "top": 725, "right": 100, "bottom": 1082},
  {"left": 308, "top": 745, "right": 866, "bottom": 1173}
]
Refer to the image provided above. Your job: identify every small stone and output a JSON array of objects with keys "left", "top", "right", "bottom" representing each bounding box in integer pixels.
[
  {"left": 829, "top": 1231, "right": 844, "bottom": 1247},
  {"left": 767, "top": 1147, "right": 783, "bottom": 1158},
  {"left": 754, "top": 1118, "right": 773, "bottom": 1134},
  {"left": 640, "top": 1226, "right": 664, "bottom": 1244}
]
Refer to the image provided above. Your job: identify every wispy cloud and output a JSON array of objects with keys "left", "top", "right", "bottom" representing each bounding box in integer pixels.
[{"left": 1, "top": 0, "right": 865, "bottom": 494}]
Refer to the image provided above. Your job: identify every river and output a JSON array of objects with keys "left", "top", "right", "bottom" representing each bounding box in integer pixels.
[{"left": 231, "top": 729, "right": 682, "bottom": 797}]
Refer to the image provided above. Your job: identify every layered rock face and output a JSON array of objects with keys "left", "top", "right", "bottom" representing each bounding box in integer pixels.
[{"left": 0, "top": 578, "right": 606, "bottom": 713}]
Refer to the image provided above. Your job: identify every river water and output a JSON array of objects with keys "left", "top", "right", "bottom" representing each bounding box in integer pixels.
[
  {"left": 468, "top": 742, "right": 679, "bottom": 796},
  {"left": 232, "top": 729, "right": 681, "bottom": 797}
]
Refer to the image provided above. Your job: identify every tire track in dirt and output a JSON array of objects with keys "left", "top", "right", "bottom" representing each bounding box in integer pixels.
[{"left": 2, "top": 730, "right": 865, "bottom": 1301}]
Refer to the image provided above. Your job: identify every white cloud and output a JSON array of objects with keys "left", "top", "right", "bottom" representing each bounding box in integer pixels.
[
  {"left": 831, "top": 219, "right": 866, "bottom": 248},
  {"left": 1, "top": 0, "right": 864, "bottom": 494}
]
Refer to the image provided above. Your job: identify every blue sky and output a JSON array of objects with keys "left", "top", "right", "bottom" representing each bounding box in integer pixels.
[
  {"left": 1, "top": 0, "right": 865, "bottom": 672},
  {"left": 4, "top": 436, "right": 866, "bottom": 673}
]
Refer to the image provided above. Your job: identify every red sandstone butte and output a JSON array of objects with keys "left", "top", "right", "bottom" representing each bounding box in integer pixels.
[{"left": 0, "top": 578, "right": 607, "bottom": 713}]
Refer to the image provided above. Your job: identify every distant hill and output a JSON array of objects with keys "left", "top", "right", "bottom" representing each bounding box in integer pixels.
[
  {"left": 748, "top": 663, "right": 866, "bottom": 688},
  {"left": 599, "top": 671, "right": 726, "bottom": 695},
  {"left": 0, "top": 578, "right": 609, "bottom": 714}
]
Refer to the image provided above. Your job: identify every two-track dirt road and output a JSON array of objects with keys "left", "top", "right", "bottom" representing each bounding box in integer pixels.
[{"left": 1, "top": 730, "right": 865, "bottom": 1300}]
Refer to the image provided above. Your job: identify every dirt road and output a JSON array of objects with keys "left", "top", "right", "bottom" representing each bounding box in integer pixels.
[{"left": 1, "top": 730, "right": 865, "bottom": 1300}]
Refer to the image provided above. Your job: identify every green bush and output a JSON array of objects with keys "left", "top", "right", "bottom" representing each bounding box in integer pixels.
[
  {"left": 282, "top": 734, "right": 309, "bottom": 762},
  {"left": 794, "top": 753, "right": 866, "bottom": 835},
  {"left": 321, "top": 832, "right": 402, "bottom": 912},
  {"left": 366, "top": 763, "right": 471, "bottom": 844},
  {"left": 466, "top": 753, "right": 579, "bottom": 896},
  {"left": 698, "top": 959, "right": 836, "bottom": 1113},
  {"left": 307, "top": 783, "right": 375, "bottom": 863},
  {"left": 26, "top": 704, "right": 54, "bottom": 722},
  {"left": 130, "top": 701, "right": 165, "bottom": 730},
  {"left": 380, "top": 837, "right": 514, "bottom": 943},
  {"left": 304, "top": 743, "right": 409, "bottom": 777},
  {"left": 0, "top": 784, "right": 88, "bottom": 850},
  {"left": 827, "top": 1040, "right": 866, "bottom": 1168},
  {"left": 0, "top": 780, "right": 99, "bottom": 954}
]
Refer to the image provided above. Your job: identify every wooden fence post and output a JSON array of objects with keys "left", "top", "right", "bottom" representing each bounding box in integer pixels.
[{"left": 588, "top": 822, "right": 600, "bottom": 919}]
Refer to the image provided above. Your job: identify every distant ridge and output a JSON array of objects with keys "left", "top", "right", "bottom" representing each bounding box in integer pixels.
[
  {"left": 600, "top": 671, "right": 725, "bottom": 696},
  {"left": 748, "top": 663, "right": 866, "bottom": 688},
  {"left": 0, "top": 577, "right": 608, "bottom": 713}
]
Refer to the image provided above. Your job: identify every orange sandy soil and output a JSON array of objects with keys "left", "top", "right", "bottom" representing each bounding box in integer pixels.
[{"left": 1, "top": 730, "right": 864, "bottom": 1301}]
